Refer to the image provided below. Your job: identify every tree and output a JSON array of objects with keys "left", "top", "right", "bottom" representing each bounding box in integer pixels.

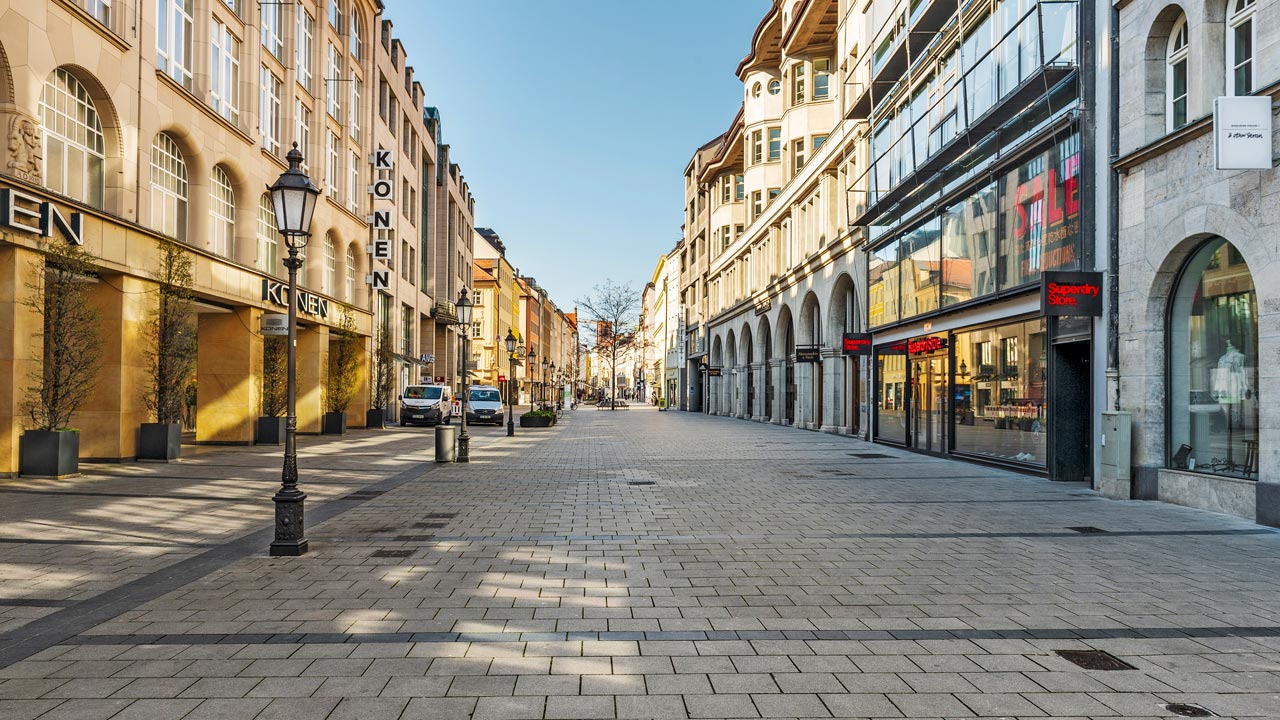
[
  {"left": 325, "top": 309, "right": 361, "bottom": 414},
  {"left": 371, "top": 322, "right": 394, "bottom": 410},
  {"left": 576, "top": 279, "right": 640, "bottom": 410},
  {"left": 143, "top": 242, "right": 197, "bottom": 425},
  {"left": 22, "top": 240, "right": 104, "bottom": 431},
  {"left": 262, "top": 336, "right": 287, "bottom": 417}
]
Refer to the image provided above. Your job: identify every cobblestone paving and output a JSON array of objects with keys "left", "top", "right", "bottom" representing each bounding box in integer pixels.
[{"left": 3, "top": 407, "right": 1280, "bottom": 718}]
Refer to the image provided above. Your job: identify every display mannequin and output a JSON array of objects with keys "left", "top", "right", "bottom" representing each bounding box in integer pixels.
[{"left": 1211, "top": 340, "right": 1251, "bottom": 471}]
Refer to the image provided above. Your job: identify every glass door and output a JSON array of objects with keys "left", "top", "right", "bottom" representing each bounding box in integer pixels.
[{"left": 910, "top": 356, "right": 949, "bottom": 453}]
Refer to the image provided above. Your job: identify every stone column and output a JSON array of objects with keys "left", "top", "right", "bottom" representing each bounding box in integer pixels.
[
  {"left": 736, "top": 369, "right": 748, "bottom": 419},
  {"left": 771, "top": 358, "right": 786, "bottom": 425},
  {"left": 196, "top": 306, "right": 263, "bottom": 444},
  {"left": 296, "top": 324, "right": 328, "bottom": 434},
  {"left": 77, "top": 274, "right": 154, "bottom": 460},
  {"left": 752, "top": 362, "right": 766, "bottom": 421},
  {"left": 821, "top": 349, "right": 843, "bottom": 434},
  {"left": 707, "top": 375, "right": 718, "bottom": 415},
  {"left": 0, "top": 245, "right": 44, "bottom": 476},
  {"left": 348, "top": 334, "right": 371, "bottom": 427},
  {"left": 795, "top": 360, "right": 813, "bottom": 429}
]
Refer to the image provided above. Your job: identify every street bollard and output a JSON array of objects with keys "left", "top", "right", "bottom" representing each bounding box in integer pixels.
[{"left": 434, "top": 424, "right": 457, "bottom": 463}]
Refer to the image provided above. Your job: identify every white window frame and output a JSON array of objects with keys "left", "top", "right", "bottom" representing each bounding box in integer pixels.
[
  {"left": 40, "top": 68, "right": 106, "bottom": 209},
  {"left": 1166, "top": 17, "right": 1189, "bottom": 131},
  {"left": 328, "top": 0, "right": 342, "bottom": 30},
  {"left": 1226, "top": 0, "right": 1255, "bottom": 96},
  {"left": 349, "top": 73, "right": 362, "bottom": 142},
  {"left": 86, "top": 0, "right": 112, "bottom": 26},
  {"left": 150, "top": 133, "right": 188, "bottom": 241},
  {"left": 322, "top": 237, "right": 336, "bottom": 295},
  {"left": 294, "top": 101, "right": 311, "bottom": 171},
  {"left": 295, "top": 7, "right": 314, "bottom": 92},
  {"left": 209, "top": 165, "right": 235, "bottom": 258},
  {"left": 812, "top": 58, "right": 831, "bottom": 100},
  {"left": 210, "top": 20, "right": 240, "bottom": 122},
  {"left": 792, "top": 62, "right": 806, "bottom": 105},
  {"left": 259, "top": 66, "right": 281, "bottom": 153},
  {"left": 350, "top": 11, "right": 363, "bottom": 61},
  {"left": 348, "top": 149, "right": 360, "bottom": 212},
  {"left": 325, "top": 131, "right": 340, "bottom": 199},
  {"left": 792, "top": 138, "right": 806, "bottom": 174},
  {"left": 257, "top": 193, "right": 280, "bottom": 276},
  {"left": 767, "top": 126, "right": 782, "bottom": 162},
  {"left": 260, "top": 0, "right": 283, "bottom": 59},
  {"left": 326, "top": 43, "right": 342, "bottom": 120},
  {"left": 156, "top": 0, "right": 194, "bottom": 89},
  {"left": 345, "top": 246, "right": 356, "bottom": 300}
]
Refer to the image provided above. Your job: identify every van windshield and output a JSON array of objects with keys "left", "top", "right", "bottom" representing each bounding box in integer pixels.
[
  {"left": 470, "top": 389, "right": 501, "bottom": 403},
  {"left": 404, "top": 387, "right": 442, "bottom": 400}
]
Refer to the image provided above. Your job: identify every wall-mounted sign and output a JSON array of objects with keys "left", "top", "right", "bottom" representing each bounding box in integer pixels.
[
  {"left": 1041, "top": 270, "right": 1103, "bottom": 316},
  {"left": 261, "top": 313, "right": 289, "bottom": 336},
  {"left": 370, "top": 237, "right": 392, "bottom": 259},
  {"left": 841, "top": 333, "right": 872, "bottom": 356},
  {"left": 753, "top": 297, "right": 772, "bottom": 316},
  {"left": 367, "top": 270, "right": 390, "bottom": 290},
  {"left": 1214, "top": 96, "right": 1273, "bottom": 170},
  {"left": 370, "top": 210, "right": 394, "bottom": 231},
  {"left": 261, "top": 279, "right": 331, "bottom": 319},
  {"left": 795, "top": 346, "right": 822, "bottom": 363},
  {"left": 369, "top": 179, "right": 394, "bottom": 201},
  {"left": 707, "top": 367, "right": 722, "bottom": 377},
  {"left": 420, "top": 354, "right": 435, "bottom": 364},
  {"left": 0, "top": 188, "right": 84, "bottom": 245},
  {"left": 371, "top": 148, "right": 394, "bottom": 170},
  {"left": 907, "top": 336, "right": 948, "bottom": 354}
]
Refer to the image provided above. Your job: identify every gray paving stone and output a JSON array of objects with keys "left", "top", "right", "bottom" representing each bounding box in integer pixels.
[
  {"left": 684, "top": 693, "right": 760, "bottom": 718},
  {"left": 545, "top": 694, "right": 616, "bottom": 719}
]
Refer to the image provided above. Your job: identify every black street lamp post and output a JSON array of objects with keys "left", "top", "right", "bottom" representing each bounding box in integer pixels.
[
  {"left": 455, "top": 288, "right": 473, "bottom": 463},
  {"left": 504, "top": 329, "right": 517, "bottom": 436},
  {"left": 268, "top": 143, "right": 320, "bottom": 557},
  {"left": 541, "top": 359, "right": 548, "bottom": 404},
  {"left": 527, "top": 347, "right": 536, "bottom": 408},
  {"left": 550, "top": 362, "right": 557, "bottom": 408}
]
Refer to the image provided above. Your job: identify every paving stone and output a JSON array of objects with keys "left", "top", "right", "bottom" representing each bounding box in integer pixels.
[{"left": 684, "top": 693, "right": 760, "bottom": 718}]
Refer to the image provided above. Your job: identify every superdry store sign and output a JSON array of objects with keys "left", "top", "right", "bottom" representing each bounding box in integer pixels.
[
  {"left": 841, "top": 333, "right": 872, "bottom": 356},
  {"left": 1041, "top": 271, "right": 1103, "bottom": 317}
]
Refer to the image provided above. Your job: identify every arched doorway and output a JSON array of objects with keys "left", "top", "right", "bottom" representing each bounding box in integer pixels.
[
  {"left": 726, "top": 329, "right": 738, "bottom": 416},
  {"left": 1169, "top": 237, "right": 1258, "bottom": 478},
  {"left": 759, "top": 316, "right": 773, "bottom": 422},
  {"left": 800, "top": 292, "right": 822, "bottom": 428},
  {"left": 830, "top": 274, "right": 860, "bottom": 434},
  {"left": 776, "top": 306, "right": 796, "bottom": 425},
  {"left": 741, "top": 324, "right": 754, "bottom": 420}
]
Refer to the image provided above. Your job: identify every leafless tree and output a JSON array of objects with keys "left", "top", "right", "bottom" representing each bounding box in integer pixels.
[
  {"left": 262, "top": 336, "right": 287, "bottom": 417},
  {"left": 325, "top": 309, "right": 361, "bottom": 414},
  {"left": 577, "top": 279, "right": 640, "bottom": 410},
  {"left": 144, "top": 241, "right": 197, "bottom": 425}
]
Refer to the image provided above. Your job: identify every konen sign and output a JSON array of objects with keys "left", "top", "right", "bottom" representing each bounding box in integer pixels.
[
  {"left": 262, "top": 279, "right": 331, "bottom": 320},
  {"left": 0, "top": 187, "right": 84, "bottom": 245}
]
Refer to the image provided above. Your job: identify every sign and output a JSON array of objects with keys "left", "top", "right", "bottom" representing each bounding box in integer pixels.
[
  {"left": 1041, "top": 270, "right": 1103, "bottom": 317},
  {"left": 707, "top": 367, "right": 722, "bottom": 377},
  {"left": 261, "top": 279, "right": 331, "bottom": 319},
  {"left": 795, "top": 346, "right": 822, "bottom": 363},
  {"left": 0, "top": 188, "right": 84, "bottom": 245},
  {"left": 367, "top": 270, "right": 390, "bottom": 289},
  {"left": 371, "top": 148, "right": 394, "bottom": 170},
  {"left": 841, "top": 333, "right": 872, "bottom": 356},
  {"left": 370, "top": 210, "right": 394, "bottom": 231},
  {"left": 369, "top": 179, "right": 394, "bottom": 200},
  {"left": 420, "top": 354, "right": 435, "bottom": 364},
  {"left": 261, "top": 314, "right": 289, "bottom": 336},
  {"left": 370, "top": 237, "right": 392, "bottom": 259},
  {"left": 753, "top": 297, "right": 772, "bottom": 316},
  {"left": 498, "top": 374, "right": 506, "bottom": 382},
  {"left": 1214, "top": 96, "right": 1273, "bottom": 170},
  {"left": 907, "top": 336, "right": 948, "bottom": 354}
]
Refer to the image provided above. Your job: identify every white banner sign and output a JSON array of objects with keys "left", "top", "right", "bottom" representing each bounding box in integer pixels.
[
  {"left": 261, "top": 314, "right": 289, "bottom": 336},
  {"left": 1214, "top": 96, "right": 1273, "bottom": 170},
  {"left": 367, "top": 270, "right": 390, "bottom": 289}
]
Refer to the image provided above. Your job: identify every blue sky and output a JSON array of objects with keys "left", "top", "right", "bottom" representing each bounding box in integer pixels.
[{"left": 382, "top": 0, "right": 772, "bottom": 309}]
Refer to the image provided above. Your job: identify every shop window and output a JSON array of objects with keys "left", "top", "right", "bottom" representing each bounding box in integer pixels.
[
  {"left": 952, "top": 319, "right": 1047, "bottom": 466},
  {"left": 875, "top": 351, "right": 907, "bottom": 442},
  {"left": 1168, "top": 238, "right": 1258, "bottom": 478},
  {"left": 40, "top": 69, "right": 106, "bottom": 209},
  {"left": 150, "top": 133, "right": 188, "bottom": 241}
]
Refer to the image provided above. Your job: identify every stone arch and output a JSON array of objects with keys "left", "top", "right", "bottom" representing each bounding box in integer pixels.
[
  {"left": 1143, "top": 4, "right": 1192, "bottom": 142},
  {"left": 0, "top": 40, "right": 14, "bottom": 105},
  {"left": 39, "top": 65, "right": 125, "bottom": 213},
  {"left": 345, "top": 239, "right": 367, "bottom": 306},
  {"left": 740, "top": 323, "right": 754, "bottom": 366},
  {"left": 725, "top": 328, "right": 738, "bottom": 369},
  {"left": 799, "top": 291, "right": 822, "bottom": 346},
  {"left": 757, "top": 314, "right": 772, "bottom": 361},
  {"left": 774, "top": 303, "right": 795, "bottom": 359},
  {"left": 827, "top": 272, "right": 858, "bottom": 339},
  {"left": 711, "top": 334, "right": 723, "bottom": 367},
  {"left": 210, "top": 160, "right": 255, "bottom": 265}
]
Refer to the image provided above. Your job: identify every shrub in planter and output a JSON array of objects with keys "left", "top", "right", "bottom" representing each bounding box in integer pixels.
[
  {"left": 367, "top": 323, "right": 393, "bottom": 429},
  {"left": 140, "top": 242, "right": 196, "bottom": 461},
  {"left": 519, "top": 409, "right": 557, "bottom": 428},
  {"left": 258, "top": 335, "right": 287, "bottom": 445},
  {"left": 323, "top": 310, "right": 361, "bottom": 435}
]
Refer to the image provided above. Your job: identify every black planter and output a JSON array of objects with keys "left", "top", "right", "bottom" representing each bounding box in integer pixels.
[
  {"left": 366, "top": 408, "right": 386, "bottom": 429},
  {"left": 322, "top": 411, "right": 347, "bottom": 435},
  {"left": 520, "top": 415, "right": 554, "bottom": 428},
  {"left": 257, "top": 416, "right": 286, "bottom": 445},
  {"left": 138, "top": 422, "right": 181, "bottom": 461},
  {"left": 20, "top": 430, "right": 79, "bottom": 477}
]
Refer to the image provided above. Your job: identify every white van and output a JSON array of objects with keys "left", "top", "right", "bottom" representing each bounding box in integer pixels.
[
  {"left": 400, "top": 384, "right": 452, "bottom": 426},
  {"left": 465, "top": 385, "right": 505, "bottom": 426}
]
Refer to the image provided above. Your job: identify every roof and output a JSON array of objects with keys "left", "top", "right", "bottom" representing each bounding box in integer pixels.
[{"left": 472, "top": 262, "right": 495, "bottom": 283}]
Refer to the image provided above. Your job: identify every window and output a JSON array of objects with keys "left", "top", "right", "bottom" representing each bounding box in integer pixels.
[
  {"left": 221, "top": 0, "right": 238, "bottom": 13},
  {"left": 750, "top": 129, "right": 763, "bottom": 165},
  {"left": 294, "top": 101, "right": 311, "bottom": 171},
  {"left": 295, "top": 8, "right": 314, "bottom": 92},
  {"left": 328, "top": 0, "right": 341, "bottom": 29},
  {"left": 156, "top": 0, "right": 194, "bottom": 89},
  {"left": 259, "top": 66, "right": 281, "bottom": 153},
  {"left": 210, "top": 20, "right": 240, "bottom": 122},
  {"left": 750, "top": 190, "right": 763, "bottom": 221},
  {"left": 325, "top": 131, "right": 340, "bottom": 199},
  {"left": 348, "top": 150, "right": 359, "bottom": 212},
  {"left": 345, "top": 246, "right": 356, "bottom": 299},
  {"left": 209, "top": 166, "right": 235, "bottom": 258},
  {"left": 349, "top": 74, "right": 362, "bottom": 142},
  {"left": 472, "top": 322, "right": 482, "bottom": 339},
  {"left": 767, "top": 187, "right": 780, "bottom": 203},
  {"left": 734, "top": 224, "right": 744, "bottom": 241},
  {"left": 1227, "top": 0, "right": 1255, "bottom": 95},
  {"left": 1167, "top": 17, "right": 1189, "bottom": 131},
  {"left": 86, "top": 0, "right": 111, "bottom": 26},
  {"left": 260, "top": 0, "right": 283, "bottom": 59},
  {"left": 720, "top": 224, "right": 731, "bottom": 251},
  {"left": 721, "top": 176, "right": 731, "bottom": 204},
  {"left": 402, "top": 304, "right": 414, "bottom": 355},
  {"left": 768, "top": 79, "right": 781, "bottom": 95},
  {"left": 40, "top": 68, "right": 105, "bottom": 208},
  {"left": 813, "top": 134, "right": 828, "bottom": 151},
  {"left": 767, "top": 127, "right": 782, "bottom": 161},
  {"left": 751, "top": 82, "right": 761, "bottom": 98},
  {"left": 296, "top": 242, "right": 307, "bottom": 287},
  {"left": 951, "top": 319, "right": 1048, "bottom": 466},
  {"left": 791, "top": 63, "right": 806, "bottom": 104},
  {"left": 734, "top": 174, "right": 744, "bottom": 201},
  {"left": 326, "top": 43, "right": 341, "bottom": 120},
  {"left": 812, "top": 59, "right": 830, "bottom": 100},
  {"left": 473, "top": 290, "right": 482, "bottom": 305},
  {"left": 350, "top": 12, "right": 363, "bottom": 60},
  {"left": 257, "top": 194, "right": 280, "bottom": 275},
  {"left": 792, "top": 138, "right": 806, "bottom": 173},
  {"left": 150, "top": 133, "right": 187, "bottom": 240},
  {"left": 322, "top": 237, "right": 336, "bottom": 294}
]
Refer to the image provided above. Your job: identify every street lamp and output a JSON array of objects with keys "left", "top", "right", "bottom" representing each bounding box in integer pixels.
[
  {"left": 527, "top": 347, "right": 536, "bottom": 407},
  {"left": 267, "top": 143, "right": 320, "bottom": 557},
  {"left": 541, "top": 358, "right": 548, "bottom": 404},
  {"left": 504, "top": 329, "right": 517, "bottom": 436},
  {"left": 550, "top": 362, "right": 557, "bottom": 408},
  {"left": 455, "top": 288, "right": 473, "bottom": 463}
]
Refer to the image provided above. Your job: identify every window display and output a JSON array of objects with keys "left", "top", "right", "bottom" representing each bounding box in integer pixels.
[
  {"left": 876, "top": 351, "right": 907, "bottom": 442},
  {"left": 952, "top": 318, "right": 1047, "bottom": 465}
]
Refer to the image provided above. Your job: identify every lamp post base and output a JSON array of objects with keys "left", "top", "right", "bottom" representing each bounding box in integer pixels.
[
  {"left": 507, "top": 420, "right": 514, "bottom": 437},
  {"left": 270, "top": 489, "right": 308, "bottom": 556},
  {"left": 457, "top": 435, "right": 470, "bottom": 463}
]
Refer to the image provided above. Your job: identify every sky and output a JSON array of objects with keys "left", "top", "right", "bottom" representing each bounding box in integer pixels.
[{"left": 382, "top": 0, "right": 772, "bottom": 311}]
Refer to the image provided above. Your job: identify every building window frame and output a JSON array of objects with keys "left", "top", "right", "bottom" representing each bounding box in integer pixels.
[
  {"left": 257, "top": 193, "right": 280, "bottom": 276},
  {"left": 259, "top": 66, "right": 281, "bottom": 153},
  {"left": 156, "top": 0, "right": 195, "bottom": 89},
  {"left": 767, "top": 126, "right": 782, "bottom": 162},
  {"left": 209, "top": 165, "right": 235, "bottom": 258},
  {"left": 40, "top": 68, "right": 106, "bottom": 209},
  {"left": 149, "top": 133, "right": 188, "bottom": 241},
  {"left": 325, "top": 130, "right": 340, "bottom": 199},
  {"left": 1166, "top": 17, "right": 1189, "bottom": 131},
  {"left": 1226, "top": 0, "right": 1255, "bottom": 96},
  {"left": 295, "top": 7, "right": 315, "bottom": 93},
  {"left": 210, "top": 19, "right": 240, "bottom": 123},
  {"left": 260, "top": 0, "right": 283, "bottom": 59}
]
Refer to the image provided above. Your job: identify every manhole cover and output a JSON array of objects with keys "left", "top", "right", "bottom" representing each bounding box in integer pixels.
[
  {"left": 1163, "top": 703, "right": 1214, "bottom": 717},
  {"left": 426, "top": 513, "right": 457, "bottom": 519},
  {"left": 848, "top": 453, "right": 895, "bottom": 459},
  {"left": 1066, "top": 526, "right": 1108, "bottom": 533},
  {"left": 371, "top": 549, "right": 415, "bottom": 558},
  {"left": 393, "top": 534, "right": 435, "bottom": 542},
  {"left": 628, "top": 481, "right": 656, "bottom": 486},
  {"left": 1055, "top": 649, "right": 1136, "bottom": 671}
]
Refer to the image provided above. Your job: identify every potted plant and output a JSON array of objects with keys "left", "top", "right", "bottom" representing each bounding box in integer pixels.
[
  {"left": 257, "top": 335, "right": 288, "bottom": 444},
  {"left": 366, "top": 323, "right": 393, "bottom": 429},
  {"left": 139, "top": 242, "right": 196, "bottom": 460},
  {"left": 519, "top": 409, "right": 557, "bottom": 428},
  {"left": 323, "top": 310, "right": 360, "bottom": 434},
  {"left": 20, "top": 239, "right": 103, "bottom": 477}
]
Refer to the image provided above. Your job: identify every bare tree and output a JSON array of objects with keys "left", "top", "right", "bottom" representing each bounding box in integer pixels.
[
  {"left": 143, "top": 241, "right": 197, "bottom": 425},
  {"left": 371, "top": 323, "right": 394, "bottom": 411},
  {"left": 576, "top": 279, "right": 640, "bottom": 410},
  {"left": 325, "top": 309, "right": 361, "bottom": 414}
]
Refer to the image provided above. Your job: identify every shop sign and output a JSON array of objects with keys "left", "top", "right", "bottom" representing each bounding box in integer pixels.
[
  {"left": 434, "top": 375, "right": 444, "bottom": 383},
  {"left": 0, "top": 188, "right": 84, "bottom": 245},
  {"left": 498, "top": 374, "right": 506, "bottom": 382},
  {"left": 368, "top": 270, "right": 390, "bottom": 290},
  {"left": 420, "top": 354, "right": 435, "bottom": 364},
  {"left": 795, "top": 346, "right": 822, "bottom": 363},
  {"left": 907, "top": 336, "right": 948, "bottom": 354},
  {"left": 753, "top": 297, "right": 771, "bottom": 315},
  {"left": 1214, "top": 96, "right": 1272, "bottom": 170},
  {"left": 261, "top": 279, "right": 331, "bottom": 319},
  {"left": 261, "top": 314, "right": 289, "bottom": 336},
  {"left": 706, "top": 366, "right": 722, "bottom": 377},
  {"left": 1041, "top": 270, "right": 1103, "bottom": 316},
  {"left": 841, "top": 333, "right": 872, "bottom": 356}
]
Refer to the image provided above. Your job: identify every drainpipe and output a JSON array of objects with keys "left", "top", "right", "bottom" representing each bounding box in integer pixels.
[{"left": 1106, "top": 4, "right": 1121, "bottom": 412}]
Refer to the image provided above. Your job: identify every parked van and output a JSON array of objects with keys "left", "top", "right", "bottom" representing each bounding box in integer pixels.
[
  {"left": 466, "top": 385, "right": 505, "bottom": 426},
  {"left": 400, "top": 384, "right": 452, "bottom": 426}
]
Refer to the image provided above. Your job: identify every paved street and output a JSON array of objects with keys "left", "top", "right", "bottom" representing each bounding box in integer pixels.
[{"left": 3, "top": 408, "right": 1280, "bottom": 719}]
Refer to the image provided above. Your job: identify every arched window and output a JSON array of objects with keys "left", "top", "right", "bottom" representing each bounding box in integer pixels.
[
  {"left": 1227, "top": 0, "right": 1255, "bottom": 95},
  {"left": 350, "top": 11, "right": 363, "bottom": 61},
  {"left": 322, "top": 236, "right": 336, "bottom": 294},
  {"left": 209, "top": 166, "right": 235, "bottom": 258},
  {"left": 150, "top": 133, "right": 188, "bottom": 240},
  {"left": 345, "top": 246, "right": 356, "bottom": 300},
  {"left": 1169, "top": 238, "right": 1257, "bottom": 478},
  {"left": 256, "top": 193, "right": 279, "bottom": 276},
  {"left": 40, "top": 68, "right": 105, "bottom": 208},
  {"left": 1167, "top": 17, "right": 1189, "bottom": 130}
]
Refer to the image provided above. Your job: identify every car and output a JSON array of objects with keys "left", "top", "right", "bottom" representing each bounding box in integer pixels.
[
  {"left": 465, "top": 385, "right": 506, "bottom": 426},
  {"left": 400, "top": 384, "right": 452, "bottom": 426}
]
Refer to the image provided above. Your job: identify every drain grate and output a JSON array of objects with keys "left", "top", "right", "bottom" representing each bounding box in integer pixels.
[
  {"left": 1055, "top": 649, "right": 1137, "bottom": 671},
  {"left": 627, "top": 481, "right": 656, "bottom": 486},
  {"left": 1066, "top": 526, "right": 1108, "bottom": 534},
  {"left": 848, "top": 453, "right": 895, "bottom": 459},
  {"left": 1163, "top": 703, "right": 1214, "bottom": 717},
  {"left": 426, "top": 513, "right": 457, "bottom": 519},
  {"left": 370, "top": 549, "right": 415, "bottom": 558},
  {"left": 392, "top": 534, "right": 435, "bottom": 542}
]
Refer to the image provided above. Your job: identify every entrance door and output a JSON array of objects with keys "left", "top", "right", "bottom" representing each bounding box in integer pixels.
[
  {"left": 785, "top": 361, "right": 796, "bottom": 424},
  {"left": 910, "top": 356, "right": 949, "bottom": 453},
  {"left": 764, "top": 362, "right": 773, "bottom": 420}
]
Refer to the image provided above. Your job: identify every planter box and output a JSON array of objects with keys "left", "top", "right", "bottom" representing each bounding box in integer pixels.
[
  {"left": 257, "top": 416, "right": 286, "bottom": 445},
  {"left": 138, "top": 422, "right": 181, "bottom": 461},
  {"left": 20, "top": 430, "right": 79, "bottom": 477},
  {"left": 322, "top": 412, "right": 346, "bottom": 435},
  {"left": 520, "top": 415, "right": 555, "bottom": 428},
  {"left": 366, "top": 408, "right": 386, "bottom": 429}
]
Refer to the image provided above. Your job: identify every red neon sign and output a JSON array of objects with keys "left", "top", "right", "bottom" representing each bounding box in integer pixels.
[{"left": 907, "top": 336, "right": 947, "bottom": 354}]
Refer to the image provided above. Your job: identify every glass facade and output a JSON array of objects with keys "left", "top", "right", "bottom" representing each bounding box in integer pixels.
[
  {"left": 1169, "top": 239, "right": 1257, "bottom": 479},
  {"left": 953, "top": 319, "right": 1048, "bottom": 466}
]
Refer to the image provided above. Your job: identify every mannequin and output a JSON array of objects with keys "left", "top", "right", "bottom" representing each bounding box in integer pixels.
[{"left": 1211, "top": 340, "right": 1251, "bottom": 470}]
